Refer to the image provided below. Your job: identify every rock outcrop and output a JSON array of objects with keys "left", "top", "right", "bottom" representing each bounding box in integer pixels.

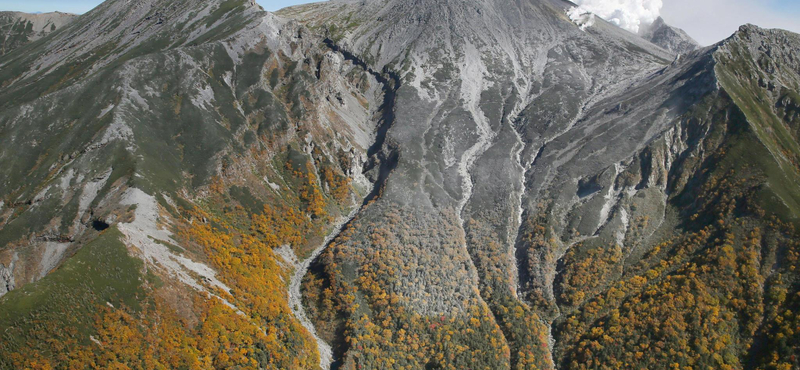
[{"left": 640, "top": 16, "right": 700, "bottom": 54}]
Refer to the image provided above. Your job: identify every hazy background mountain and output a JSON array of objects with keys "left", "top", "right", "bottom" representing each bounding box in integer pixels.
[{"left": 0, "top": 11, "right": 76, "bottom": 55}]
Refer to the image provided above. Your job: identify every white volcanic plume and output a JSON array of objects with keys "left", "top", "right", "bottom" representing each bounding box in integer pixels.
[{"left": 572, "top": 0, "right": 663, "bottom": 33}]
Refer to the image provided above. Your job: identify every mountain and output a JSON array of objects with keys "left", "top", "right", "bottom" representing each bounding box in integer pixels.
[
  {"left": 1, "top": 0, "right": 800, "bottom": 369},
  {"left": 0, "top": 0, "right": 379, "bottom": 367},
  {"left": 639, "top": 16, "right": 700, "bottom": 54},
  {"left": 0, "top": 11, "right": 77, "bottom": 55}
]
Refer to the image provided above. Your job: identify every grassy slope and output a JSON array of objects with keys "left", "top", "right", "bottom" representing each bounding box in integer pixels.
[
  {"left": 715, "top": 39, "right": 800, "bottom": 223},
  {"left": 0, "top": 228, "right": 145, "bottom": 360}
]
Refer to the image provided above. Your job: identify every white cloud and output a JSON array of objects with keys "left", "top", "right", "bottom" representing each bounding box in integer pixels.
[
  {"left": 567, "top": 6, "right": 597, "bottom": 31},
  {"left": 572, "top": 0, "right": 663, "bottom": 33},
  {"left": 567, "top": 0, "right": 800, "bottom": 46}
]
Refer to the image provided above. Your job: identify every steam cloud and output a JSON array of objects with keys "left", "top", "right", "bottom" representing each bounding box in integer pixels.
[{"left": 572, "top": 0, "right": 663, "bottom": 33}]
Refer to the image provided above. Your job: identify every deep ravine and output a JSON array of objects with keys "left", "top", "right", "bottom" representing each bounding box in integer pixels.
[
  {"left": 286, "top": 38, "right": 401, "bottom": 370},
  {"left": 287, "top": 208, "right": 357, "bottom": 370}
]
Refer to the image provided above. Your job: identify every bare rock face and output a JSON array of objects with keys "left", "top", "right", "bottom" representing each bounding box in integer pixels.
[
  {"left": 2, "top": 0, "right": 800, "bottom": 369},
  {"left": 0, "top": 11, "right": 77, "bottom": 55},
  {"left": 639, "top": 16, "right": 700, "bottom": 54}
]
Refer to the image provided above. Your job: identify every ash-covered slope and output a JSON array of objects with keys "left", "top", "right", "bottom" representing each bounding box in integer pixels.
[
  {"left": 0, "top": 11, "right": 76, "bottom": 55},
  {"left": 277, "top": 1, "right": 680, "bottom": 367},
  {"left": 639, "top": 16, "right": 700, "bottom": 54}
]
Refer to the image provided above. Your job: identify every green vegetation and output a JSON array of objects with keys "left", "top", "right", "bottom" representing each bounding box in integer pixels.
[{"left": 0, "top": 228, "right": 145, "bottom": 364}]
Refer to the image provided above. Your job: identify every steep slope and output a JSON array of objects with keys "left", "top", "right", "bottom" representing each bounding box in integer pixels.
[
  {"left": 0, "top": 11, "right": 76, "bottom": 55},
  {"left": 550, "top": 25, "right": 800, "bottom": 369},
  {"left": 639, "top": 16, "right": 700, "bottom": 54}
]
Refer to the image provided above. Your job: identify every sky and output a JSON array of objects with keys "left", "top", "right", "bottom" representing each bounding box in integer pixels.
[
  {"left": 0, "top": 0, "right": 319, "bottom": 14},
  {"left": 1, "top": 0, "right": 799, "bottom": 46},
  {"left": 569, "top": 0, "right": 800, "bottom": 45},
  {"left": 661, "top": 0, "right": 800, "bottom": 45}
]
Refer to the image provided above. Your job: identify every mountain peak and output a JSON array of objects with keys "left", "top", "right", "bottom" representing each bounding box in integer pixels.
[
  {"left": 281, "top": 0, "right": 671, "bottom": 69},
  {"left": 639, "top": 16, "right": 699, "bottom": 54}
]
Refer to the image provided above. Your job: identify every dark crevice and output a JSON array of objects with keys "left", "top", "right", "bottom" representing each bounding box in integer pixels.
[
  {"left": 531, "top": 144, "right": 546, "bottom": 167},
  {"left": 322, "top": 38, "right": 401, "bottom": 207},
  {"left": 37, "top": 234, "right": 74, "bottom": 243},
  {"left": 92, "top": 219, "right": 110, "bottom": 231},
  {"left": 299, "top": 38, "right": 401, "bottom": 369}
]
